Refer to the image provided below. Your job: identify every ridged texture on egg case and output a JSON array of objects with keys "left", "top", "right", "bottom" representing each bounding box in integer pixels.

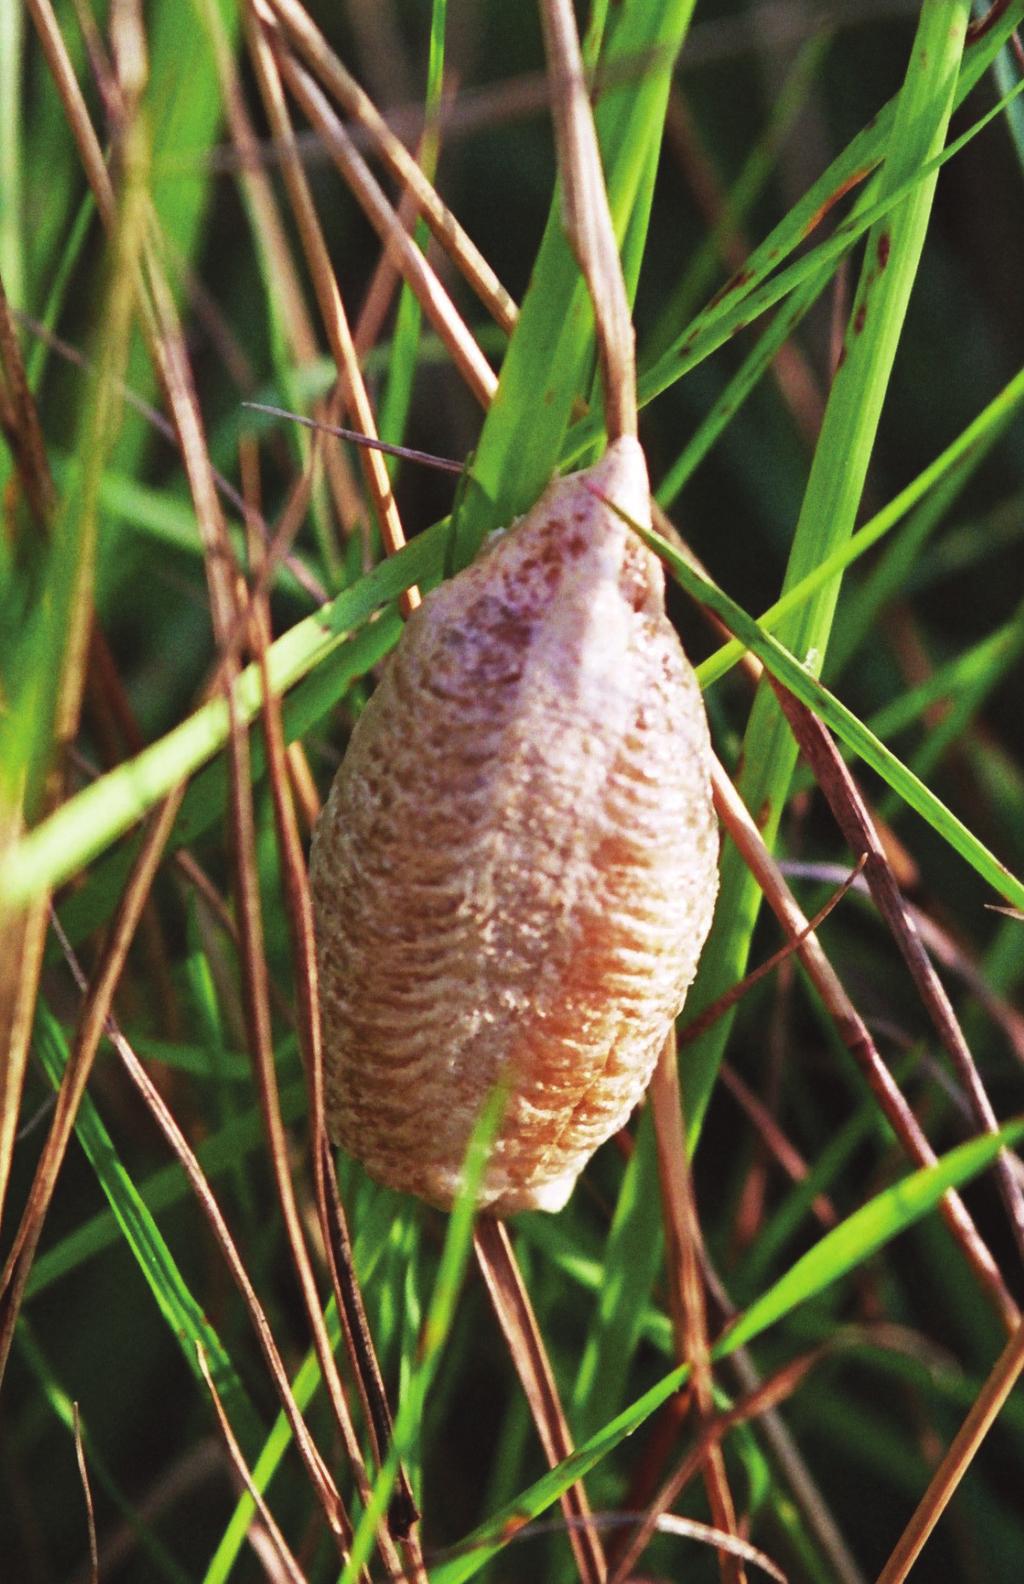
[{"left": 310, "top": 437, "right": 718, "bottom": 1214}]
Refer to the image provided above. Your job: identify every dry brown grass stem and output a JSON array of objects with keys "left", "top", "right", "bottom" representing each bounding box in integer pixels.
[
  {"left": 473, "top": 1217, "right": 607, "bottom": 1584},
  {"left": 218, "top": 581, "right": 381, "bottom": 1570},
  {"left": 680, "top": 855, "right": 867, "bottom": 1046},
  {"left": 0, "top": 274, "right": 58, "bottom": 1236},
  {"left": 272, "top": 36, "right": 498, "bottom": 414},
  {"left": 263, "top": 0, "right": 518, "bottom": 336},
  {"left": 495, "top": 1509, "right": 789, "bottom": 1583},
  {"left": 195, "top": 1342, "right": 307, "bottom": 1584},
  {"left": 72, "top": 1402, "right": 99, "bottom": 1584},
  {"left": 245, "top": 500, "right": 422, "bottom": 1568},
  {"left": 874, "top": 1316, "right": 1024, "bottom": 1584},
  {"left": 718, "top": 1062, "right": 838, "bottom": 1230},
  {"left": 26, "top": 0, "right": 117, "bottom": 229},
  {"left": 12, "top": 309, "right": 329, "bottom": 604},
  {"left": 539, "top": 0, "right": 637, "bottom": 441},
  {"left": 0, "top": 785, "right": 186, "bottom": 1386},
  {"left": 247, "top": 6, "right": 420, "bottom": 616},
  {"left": 771, "top": 683, "right": 1024, "bottom": 1265},
  {"left": 647, "top": 1033, "right": 747, "bottom": 1584},
  {"left": 49, "top": 910, "right": 351, "bottom": 1545},
  {"left": 710, "top": 753, "right": 1021, "bottom": 1336},
  {"left": 607, "top": 1345, "right": 825, "bottom": 1584},
  {"left": 701, "top": 1257, "right": 867, "bottom": 1584},
  {"left": 195, "top": 0, "right": 363, "bottom": 556}
]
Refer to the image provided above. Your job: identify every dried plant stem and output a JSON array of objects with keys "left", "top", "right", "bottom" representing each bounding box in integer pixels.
[
  {"left": 72, "top": 1402, "right": 99, "bottom": 1584},
  {"left": 648, "top": 1033, "right": 747, "bottom": 1584},
  {"left": 709, "top": 754, "right": 1020, "bottom": 1336},
  {"left": 680, "top": 856, "right": 866, "bottom": 1046},
  {"left": 245, "top": 503, "right": 422, "bottom": 1567},
  {"left": 195, "top": 0, "right": 363, "bottom": 554},
  {"left": 48, "top": 910, "right": 351, "bottom": 1545},
  {"left": 246, "top": 5, "right": 419, "bottom": 614},
  {"left": 875, "top": 1316, "right": 1024, "bottom": 1584},
  {"left": 608, "top": 1345, "right": 825, "bottom": 1584},
  {"left": 263, "top": 0, "right": 517, "bottom": 335},
  {"left": 539, "top": 0, "right": 637, "bottom": 440},
  {"left": 271, "top": 34, "right": 498, "bottom": 412},
  {"left": 474, "top": 1217, "right": 608, "bottom": 1584},
  {"left": 0, "top": 784, "right": 186, "bottom": 1388},
  {"left": 196, "top": 1342, "right": 307, "bottom": 1584},
  {"left": 770, "top": 682, "right": 1024, "bottom": 1265}
]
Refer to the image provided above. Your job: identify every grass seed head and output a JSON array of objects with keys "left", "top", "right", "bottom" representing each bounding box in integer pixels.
[{"left": 311, "top": 437, "right": 718, "bottom": 1213}]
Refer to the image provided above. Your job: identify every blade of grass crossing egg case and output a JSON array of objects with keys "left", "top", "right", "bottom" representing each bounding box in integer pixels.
[
  {"left": 453, "top": 0, "right": 697, "bottom": 567},
  {"left": 682, "top": 2, "right": 974, "bottom": 1143},
  {"left": 0, "top": 521, "right": 446, "bottom": 910},
  {"left": 31, "top": 1004, "right": 264, "bottom": 1454},
  {"left": 15, "top": 330, "right": 1023, "bottom": 930},
  {"left": 641, "top": 526, "right": 1024, "bottom": 911},
  {"left": 432, "top": 1118, "right": 1024, "bottom": 1584}
]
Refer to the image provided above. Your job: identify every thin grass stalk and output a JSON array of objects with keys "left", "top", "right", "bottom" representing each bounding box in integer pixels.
[
  {"left": 0, "top": 784, "right": 186, "bottom": 1387},
  {"left": 874, "top": 1316, "right": 1024, "bottom": 1584},
  {"left": 195, "top": 0, "right": 361, "bottom": 570},
  {"left": 271, "top": 35, "right": 498, "bottom": 413},
  {"left": 647, "top": 1034, "right": 747, "bottom": 1584},
  {"left": 0, "top": 47, "right": 161, "bottom": 1372},
  {"left": 700, "top": 1256, "right": 866, "bottom": 1584},
  {"left": 770, "top": 682, "right": 1024, "bottom": 1264},
  {"left": 96, "top": 998, "right": 348, "bottom": 1543},
  {"left": 195, "top": 1343, "right": 306, "bottom": 1584},
  {"left": 474, "top": 1218, "right": 608, "bottom": 1584},
  {"left": 0, "top": 272, "right": 60, "bottom": 1235},
  {"left": 606, "top": 1348, "right": 826, "bottom": 1584},
  {"left": 263, "top": 0, "right": 517, "bottom": 335},
  {"left": 539, "top": 0, "right": 636, "bottom": 439},
  {"left": 681, "top": 0, "right": 975, "bottom": 1142},
  {"left": 244, "top": 487, "right": 423, "bottom": 1572},
  {"left": 708, "top": 755, "right": 1020, "bottom": 1336},
  {"left": 246, "top": 5, "right": 419, "bottom": 614}
]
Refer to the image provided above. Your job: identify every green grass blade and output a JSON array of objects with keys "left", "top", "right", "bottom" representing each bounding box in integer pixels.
[
  {"left": 570, "top": 1110, "right": 664, "bottom": 1440},
  {"left": 696, "top": 360, "right": 1024, "bottom": 690},
  {"left": 25, "top": 1079, "right": 306, "bottom": 1299},
  {"left": 640, "top": 519, "right": 1024, "bottom": 912}
]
